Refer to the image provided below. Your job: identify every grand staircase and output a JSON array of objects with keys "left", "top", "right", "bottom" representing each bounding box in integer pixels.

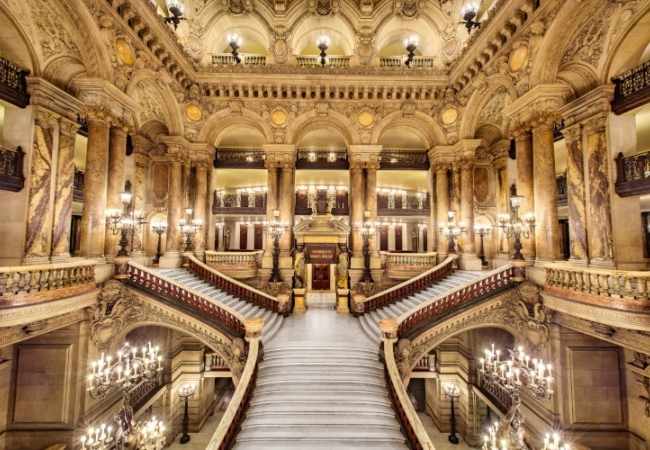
[
  {"left": 158, "top": 268, "right": 284, "bottom": 342},
  {"left": 359, "top": 270, "right": 481, "bottom": 344}
]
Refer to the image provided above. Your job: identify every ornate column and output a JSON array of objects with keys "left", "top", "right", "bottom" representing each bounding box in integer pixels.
[
  {"left": 426, "top": 149, "right": 437, "bottom": 253},
  {"left": 492, "top": 142, "right": 510, "bottom": 258},
  {"left": 131, "top": 137, "right": 152, "bottom": 259},
  {"left": 279, "top": 161, "right": 296, "bottom": 255},
  {"left": 514, "top": 132, "right": 536, "bottom": 259},
  {"left": 532, "top": 117, "right": 561, "bottom": 262},
  {"left": 50, "top": 117, "right": 80, "bottom": 261},
  {"left": 79, "top": 113, "right": 111, "bottom": 261},
  {"left": 349, "top": 163, "right": 365, "bottom": 256},
  {"left": 450, "top": 162, "right": 461, "bottom": 215},
  {"left": 364, "top": 161, "right": 380, "bottom": 255},
  {"left": 459, "top": 158, "right": 475, "bottom": 254},
  {"left": 104, "top": 126, "right": 128, "bottom": 260},
  {"left": 165, "top": 157, "right": 183, "bottom": 255},
  {"left": 23, "top": 107, "right": 58, "bottom": 264},
  {"left": 562, "top": 125, "right": 589, "bottom": 264},
  {"left": 584, "top": 115, "right": 614, "bottom": 267},
  {"left": 264, "top": 160, "right": 280, "bottom": 255},
  {"left": 192, "top": 160, "right": 210, "bottom": 260},
  {"left": 435, "top": 162, "right": 450, "bottom": 257}
]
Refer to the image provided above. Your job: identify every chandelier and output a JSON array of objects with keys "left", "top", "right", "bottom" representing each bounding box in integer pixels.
[
  {"left": 180, "top": 208, "right": 203, "bottom": 252},
  {"left": 498, "top": 194, "right": 536, "bottom": 261},
  {"left": 317, "top": 35, "right": 330, "bottom": 67},
  {"left": 164, "top": 0, "right": 186, "bottom": 29},
  {"left": 438, "top": 210, "right": 466, "bottom": 254},
  {"left": 106, "top": 192, "right": 145, "bottom": 258},
  {"left": 460, "top": 2, "right": 481, "bottom": 32}
]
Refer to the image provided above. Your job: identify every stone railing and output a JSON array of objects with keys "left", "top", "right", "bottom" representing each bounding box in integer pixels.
[
  {"left": 205, "top": 250, "right": 262, "bottom": 279},
  {"left": 377, "top": 193, "right": 430, "bottom": 216},
  {"left": 544, "top": 263, "right": 650, "bottom": 311},
  {"left": 383, "top": 252, "right": 437, "bottom": 280},
  {"left": 125, "top": 261, "right": 247, "bottom": 338},
  {"left": 188, "top": 255, "right": 288, "bottom": 314},
  {"left": 296, "top": 55, "right": 351, "bottom": 68},
  {"left": 396, "top": 264, "right": 515, "bottom": 338},
  {"left": 0, "top": 145, "right": 25, "bottom": 192},
  {"left": 381, "top": 319, "right": 434, "bottom": 450},
  {"left": 379, "top": 56, "right": 435, "bottom": 68},
  {"left": 354, "top": 257, "right": 456, "bottom": 314},
  {"left": 0, "top": 260, "right": 96, "bottom": 307},
  {"left": 211, "top": 53, "right": 267, "bottom": 66}
]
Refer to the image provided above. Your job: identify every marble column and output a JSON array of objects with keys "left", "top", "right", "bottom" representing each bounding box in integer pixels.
[
  {"left": 364, "top": 163, "right": 379, "bottom": 254},
  {"left": 435, "top": 164, "right": 450, "bottom": 255},
  {"left": 532, "top": 119, "right": 560, "bottom": 262},
  {"left": 131, "top": 149, "right": 149, "bottom": 256},
  {"left": 50, "top": 118, "right": 80, "bottom": 261},
  {"left": 584, "top": 116, "right": 614, "bottom": 267},
  {"left": 426, "top": 161, "right": 436, "bottom": 252},
  {"left": 515, "top": 132, "right": 536, "bottom": 259},
  {"left": 24, "top": 107, "right": 57, "bottom": 263},
  {"left": 450, "top": 163, "right": 461, "bottom": 215},
  {"left": 193, "top": 161, "right": 209, "bottom": 259},
  {"left": 459, "top": 159, "right": 475, "bottom": 254},
  {"left": 562, "top": 125, "right": 589, "bottom": 263},
  {"left": 493, "top": 154, "right": 509, "bottom": 256},
  {"left": 265, "top": 162, "right": 280, "bottom": 255},
  {"left": 80, "top": 116, "right": 111, "bottom": 261},
  {"left": 279, "top": 162, "right": 296, "bottom": 254},
  {"left": 104, "top": 127, "right": 127, "bottom": 260},
  {"left": 349, "top": 165, "right": 365, "bottom": 256},
  {"left": 166, "top": 158, "right": 183, "bottom": 254}
]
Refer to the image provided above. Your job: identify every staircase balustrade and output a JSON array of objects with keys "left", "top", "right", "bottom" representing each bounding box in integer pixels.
[
  {"left": 396, "top": 264, "right": 515, "bottom": 338},
  {"left": 126, "top": 261, "right": 246, "bottom": 337},
  {"left": 205, "top": 251, "right": 262, "bottom": 278},
  {"left": 0, "top": 260, "right": 96, "bottom": 306},
  {"left": 188, "top": 255, "right": 286, "bottom": 313},
  {"left": 357, "top": 256, "right": 456, "bottom": 314},
  {"left": 384, "top": 252, "right": 437, "bottom": 279},
  {"left": 545, "top": 263, "right": 650, "bottom": 309}
]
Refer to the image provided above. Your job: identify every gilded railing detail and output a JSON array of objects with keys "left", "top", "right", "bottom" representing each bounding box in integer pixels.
[
  {"left": 0, "top": 56, "right": 30, "bottom": 107},
  {"left": 0, "top": 145, "right": 25, "bottom": 192},
  {"left": 612, "top": 60, "right": 650, "bottom": 114}
]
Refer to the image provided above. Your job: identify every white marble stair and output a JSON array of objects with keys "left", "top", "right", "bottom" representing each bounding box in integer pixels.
[
  {"left": 359, "top": 270, "right": 481, "bottom": 344},
  {"left": 233, "top": 343, "right": 410, "bottom": 450},
  {"left": 157, "top": 268, "right": 283, "bottom": 342}
]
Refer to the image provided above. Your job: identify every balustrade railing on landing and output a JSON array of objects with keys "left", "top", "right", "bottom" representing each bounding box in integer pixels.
[
  {"left": 545, "top": 263, "right": 650, "bottom": 310},
  {"left": 125, "top": 261, "right": 246, "bottom": 338},
  {"left": 0, "top": 260, "right": 96, "bottom": 307},
  {"left": 396, "top": 264, "right": 515, "bottom": 339},
  {"left": 187, "top": 255, "right": 286, "bottom": 314},
  {"left": 358, "top": 256, "right": 456, "bottom": 313}
]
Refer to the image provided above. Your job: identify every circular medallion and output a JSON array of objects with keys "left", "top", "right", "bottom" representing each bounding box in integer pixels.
[
  {"left": 271, "top": 109, "right": 287, "bottom": 126},
  {"left": 441, "top": 107, "right": 458, "bottom": 125},
  {"left": 443, "top": 38, "right": 458, "bottom": 57},
  {"left": 508, "top": 44, "right": 529, "bottom": 73},
  {"left": 357, "top": 111, "right": 374, "bottom": 127},
  {"left": 274, "top": 39, "right": 287, "bottom": 57},
  {"left": 115, "top": 38, "right": 135, "bottom": 66},
  {"left": 188, "top": 36, "right": 201, "bottom": 53},
  {"left": 186, "top": 104, "right": 203, "bottom": 122}
]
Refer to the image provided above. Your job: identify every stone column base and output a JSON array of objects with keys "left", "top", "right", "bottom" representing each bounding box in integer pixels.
[
  {"left": 159, "top": 252, "right": 182, "bottom": 269},
  {"left": 22, "top": 255, "right": 50, "bottom": 266},
  {"left": 293, "top": 288, "right": 306, "bottom": 313},
  {"left": 458, "top": 253, "right": 482, "bottom": 271},
  {"left": 337, "top": 289, "right": 350, "bottom": 314}
]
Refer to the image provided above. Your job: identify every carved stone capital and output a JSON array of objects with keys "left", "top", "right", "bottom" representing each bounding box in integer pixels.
[
  {"left": 73, "top": 78, "right": 140, "bottom": 133},
  {"left": 263, "top": 144, "right": 297, "bottom": 167},
  {"left": 33, "top": 106, "right": 60, "bottom": 129},
  {"left": 559, "top": 85, "right": 615, "bottom": 128},
  {"left": 27, "top": 77, "right": 82, "bottom": 122},
  {"left": 504, "top": 84, "right": 571, "bottom": 136},
  {"left": 59, "top": 117, "right": 81, "bottom": 138}
]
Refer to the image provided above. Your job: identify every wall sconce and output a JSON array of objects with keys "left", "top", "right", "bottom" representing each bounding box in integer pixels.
[
  {"left": 404, "top": 36, "right": 418, "bottom": 67},
  {"left": 228, "top": 33, "right": 242, "bottom": 64},
  {"left": 164, "top": 0, "right": 186, "bottom": 29},
  {"left": 317, "top": 35, "right": 330, "bottom": 67},
  {"left": 461, "top": 3, "right": 481, "bottom": 32}
]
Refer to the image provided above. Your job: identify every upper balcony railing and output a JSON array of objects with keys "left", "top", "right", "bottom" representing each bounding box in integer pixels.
[
  {"left": 214, "top": 148, "right": 265, "bottom": 169},
  {"left": 379, "top": 149, "right": 430, "bottom": 170},
  {"left": 212, "top": 53, "right": 267, "bottom": 66},
  {"left": 0, "top": 145, "right": 25, "bottom": 192},
  {"left": 296, "top": 55, "right": 351, "bottom": 68},
  {"left": 377, "top": 192, "right": 430, "bottom": 216},
  {"left": 295, "top": 189, "right": 349, "bottom": 216},
  {"left": 614, "top": 150, "right": 650, "bottom": 197},
  {"left": 379, "top": 56, "right": 435, "bottom": 69},
  {"left": 612, "top": 60, "right": 650, "bottom": 115},
  {"left": 0, "top": 56, "right": 30, "bottom": 108},
  {"left": 296, "top": 148, "right": 348, "bottom": 169},
  {"left": 212, "top": 190, "right": 266, "bottom": 215}
]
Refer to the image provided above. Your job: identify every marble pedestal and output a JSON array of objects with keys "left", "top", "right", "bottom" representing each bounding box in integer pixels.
[{"left": 160, "top": 252, "right": 182, "bottom": 269}]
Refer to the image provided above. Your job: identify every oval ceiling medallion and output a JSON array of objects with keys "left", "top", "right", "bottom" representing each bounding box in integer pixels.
[
  {"left": 441, "top": 107, "right": 458, "bottom": 125},
  {"left": 115, "top": 38, "right": 135, "bottom": 66},
  {"left": 357, "top": 111, "right": 374, "bottom": 127},
  {"left": 186, "top": 104, "right": 203, "bottom": 122},
  {"left": 509, "top": 44, "right": 529, "bottom": 73},
  {"left": 271, "top": 109, "right": 287, "bottom": 126}
]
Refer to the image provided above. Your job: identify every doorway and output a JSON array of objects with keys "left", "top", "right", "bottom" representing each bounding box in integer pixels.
[{"left": 312, "top": 264, "right": 330, "bottom": 290}]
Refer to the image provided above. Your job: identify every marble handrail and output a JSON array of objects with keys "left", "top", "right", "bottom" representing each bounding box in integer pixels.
[
  {"left": 205, "top": 250, "right": 261, "bottom": 268},
  {"left": 0, "top": 259, "right": 96, "bottom": 306},
  {"left": 384, "top": 335, "right": 434, "bottom": 450},
  {"left": 188, "top": 255, "right": 286, "bottom": 313},
  {"left": 355, "top": 256, "right": 456, "bottom": 314},
  {"left": 206, "top": 336, "right": 259, "bottom": 450},
  {"left": 545, "top": 263, "right": 650, "bottom": 308},
  {"left": 396, "top": 264, "right": 515, "bottom": 338},
  {"left": 126, "top": 260, "right": 247, "bottom": 338},
  {"left": 384, "top": 252, "right": 438, "bottom": 268}
]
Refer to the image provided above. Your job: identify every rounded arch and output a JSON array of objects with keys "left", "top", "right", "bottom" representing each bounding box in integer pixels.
[
  {"left": 200, "top": 11, "right": 272, "bottom": 65},
  {"left": 474, "top": 124, "right": 505, "bottom": 148},
  {"left": 42, "top": 55, "right": 88, "bottom": 92},
  {"left": 372, "top": 111, "right": 444, "bottom": 148},
  {"left": 139, "top": 120, "right": 170, "bottom": 143},
  {"left": 126, "top": 70, "right": 185, "bottom": 136},
  {"left": 291, "top": 14, "right": 356, "bottom": 56},
  {"left": 0, "top": 4, "right": 41, "bottom": 74},
  {"left": 286, "top": 110, "right": 357, "bottom": 145},
  {"left": 460, "top": 76, "right": 516, "bottom": 140},
  {"left": 556, "top": 62, "right": 600, "bottom": 97},
  {"left": 198, "top": 110, "right": 273, "bottom": 145},
  {"left": 215, "top": 124, "right": 267, "bottom": 147},
  {"left": 604, "top": 6, "right": 650, "bottom": 81},
  {"left": 374, "top": 15, "right": 440, "bottom": 57}
]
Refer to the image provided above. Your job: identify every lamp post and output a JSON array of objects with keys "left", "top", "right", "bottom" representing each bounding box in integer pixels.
[
  {"left": 498, "top": 194, "right": 536, "bottom": 261},
  {"left": 475, "top": 225, "right": 491, "bottom": 266},
  {"left": 180, "top": 208, "right": 202, "bottom": 252},
  {"left": 317, "top": 35, "right": 330, "bottom": 67},
  {"left": 404, "top": 35, "right": 418, "bottom": 67},
  {"left": 354, "top": 210, "right": 376, "bottom": 283},
  {"left": 228, "top": 33, "right": 242, "bottom": 65},
  {"left": 438, "top": 210, "right": 466, "bottom": 254},
  {"left": 151, "top": 222, "right": 167, "bottom": 266},
  {"left": 268, "top": 209, "right": 289, "bottom": 282},
  {"left": 444, "top": 384, "right": 461, "bottom": 445},
  {"left": 164, "top": 0, "right": 186, "bottom": 29},
  {"left": 107, "top": 192, "right": 145, "bottom": 258},
  {"left": 460, "top": 2, "right": 481, "bottom": 32},
  {"left": 178, "top": 383, "right": 196, "bottom": 444}
]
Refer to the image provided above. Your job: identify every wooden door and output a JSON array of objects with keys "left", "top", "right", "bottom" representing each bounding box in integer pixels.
[
  {"left": 395, "top": 225, "right": 403, "bottom": 251},
  {"left": 254, "top": 224, "right": 263, "bottom": 249},
  {"left": 380, "top": 225, "right": 389, "bottom": 251},
  {"left": 239, "top": 224, "right": 248, "bottom": 250},
  {"left": 312, "top": 264, "right": 330, "bottom": 290}
]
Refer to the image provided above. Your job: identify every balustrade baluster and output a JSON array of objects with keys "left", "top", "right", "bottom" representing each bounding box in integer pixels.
[
  {"left": 17, "top": 271, "right": 27, "bottom": 294},
  {"left": 624, "top": 275, "right": 633, "bottom": 298}
]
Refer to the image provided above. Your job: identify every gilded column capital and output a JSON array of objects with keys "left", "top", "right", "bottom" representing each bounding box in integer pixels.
[
  {"left": 263, "top": 144, "right": 296, "bottom": 168},
  {"left": 27, "top": 77, "right": 81, "bottom": 122},
  {"left": 560, "top": 124, "right": 583, "bottom": 143},
  {"left": 504, "top": 84, "right": 571, "bottom": 137},
  {"left": 434, "top": 162, "right": 452, "bottom": 173},
  {"left": 73, "top": 78, "right": 139, "bottom": 134},
  {"left": 559, "top": 85, "right": 615, "bottom": 128},
  {"left": 490, "top": 139, "right": 511, "bottom": 163},
  {"left": 33, "top": 105, "right": 60, "bottom": 128},
  {"left": 59, "top": 117, "right": 81, "bottom": 138},
  {"left": 583, "top": 114, "right": 608, "bottom": 135},
  {"left": 348, "top": 144, "right": 382, "bottom": 167}
]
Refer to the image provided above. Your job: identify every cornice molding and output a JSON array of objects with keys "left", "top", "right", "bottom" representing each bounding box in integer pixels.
[
  {"left": 26, "top": 77, "right": 83, "bottom": 122},
  {"left": 558, "top": 84, "right": 615, "bottom": 127}
]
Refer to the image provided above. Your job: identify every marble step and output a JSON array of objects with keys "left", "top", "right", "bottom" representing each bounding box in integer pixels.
[
  {"left": 241, "top": 414, "right": 401, "bottom": 429},
  {"left": 260, "top": 350, "right": 381, "bottom": 362},
  {"left": 245, "top": 403, "right": 397, "bottom": 417},
  {"left": 235, "top": 427, "right": 406, "bottom": 443},
  {"left": 258, "top": 359, "right": 383, "bottom": 371},
  {"left": 233, "top": 440, "right": 409, "bottom": 450},
  {"left": 249, "top": 390, "right": 392, "bottom": 407},
  {"left": 252, "top": 382, "right": 390, "bottom": 397}
]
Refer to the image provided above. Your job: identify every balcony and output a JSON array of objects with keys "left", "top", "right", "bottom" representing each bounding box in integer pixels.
[
  {"left": 0, "top": 146, "right": 25, "bottom": 192},
  {"left": 379, "top": 149, "right": 430, "bottom": 170},
  {"left": 379, "top": 56, "right": 435, "bottom": 69},
  {"left": 377, "top": 192, "right": 430, "bottom": 216},
  {"left": 0, "top": 56, "right": 30, "bottom": 108},
  {"left": 214, "top": 148, "right": 265, "bottom": 169},
  {"left": 213, "top": 190, "right": 266, "bottom": 215},
  {"left": 295, "top": 188, "right": 349, "bottom": 216},
  {"left": 296, "top": 148, "right": 348, "bottom": 170},
  {"left": 614, "top": 150, "right": 650, "bottom": 197},
  {"left": 612, "top": 60, "right": 650, "bottom": 114},
  {"left": 212, "top": 53, "right": 267, "bottom": 66}
]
